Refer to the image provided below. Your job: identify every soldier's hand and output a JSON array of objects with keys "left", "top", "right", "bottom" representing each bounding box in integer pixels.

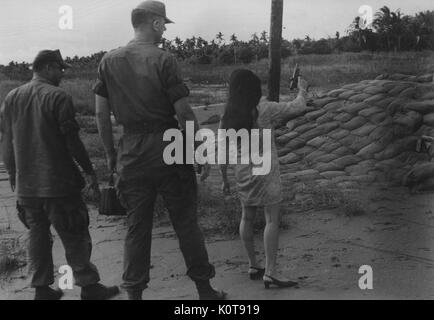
[
  {"left": 85, "top": 174, "right": 100, "bottom": 201},
  {"left": 106, "top": 152, "right": 117, "bottom": 172},
  {"left": 298, "top": 77, "right": 308, "bottom": 93}
]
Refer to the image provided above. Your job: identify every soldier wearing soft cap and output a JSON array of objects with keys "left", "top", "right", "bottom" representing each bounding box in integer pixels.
[{"left": 94, "top": 1, "right": 226, "bottom": 300}]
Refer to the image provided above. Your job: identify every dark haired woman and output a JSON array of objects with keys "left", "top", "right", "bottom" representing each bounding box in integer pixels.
[{"left": 219, "top": 69, "right": 308, "bottom": 289}]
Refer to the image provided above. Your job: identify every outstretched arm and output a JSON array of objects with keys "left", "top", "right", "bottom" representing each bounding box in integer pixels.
[{"left": 263, "top": 77, "right": 309, "bottom": 126}]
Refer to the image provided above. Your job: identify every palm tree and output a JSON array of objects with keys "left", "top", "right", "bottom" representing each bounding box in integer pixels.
[
  {"left": 216, "top": 32, "right": 224, "bottom": 45},
  {"left": 230, "top": 34, "right": 238, "bottom": 64},
  {"left": 374, "top": 6, "right": 409, "bottom": 51},
  {"left": 260, "top": 30, "right": 268, "bottom": 43}
]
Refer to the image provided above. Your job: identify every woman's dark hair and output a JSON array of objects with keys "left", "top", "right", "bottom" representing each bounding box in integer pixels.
[{"left": 221, "top": 69, "right": 262, "bottom": 131}]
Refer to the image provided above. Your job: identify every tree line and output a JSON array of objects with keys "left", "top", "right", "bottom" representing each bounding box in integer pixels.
[{"left": 1, "top": 6, "right": 433, "bottom": 81}]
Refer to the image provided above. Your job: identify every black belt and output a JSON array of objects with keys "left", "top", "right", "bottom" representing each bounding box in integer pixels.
[{"left": 123, "top": 122, "right": 178, "bottom": 134}]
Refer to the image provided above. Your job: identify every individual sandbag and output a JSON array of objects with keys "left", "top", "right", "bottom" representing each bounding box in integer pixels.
[
  {"left": 380, "top": 130, "right": 395, "bottom": 144},
  {"left": 320, "top": 171, "right": 347, "bottom": 179},
  {"left": 393, "top": 123, "right": 413, "bottom": 138},
  {"left": 323, "top": 101, "right": 345, "bottom": 112},
  {"left": 315, "top": 154, "right": 340, "bottom": 164},
  {"left": 332, "top": 155, "right": 361, "bottom": 169},
  {"left": 285, "top": 137, "right": 307, "bottom": 150},
  {"left": 369, "top": 125, "right": 393, "bottom": 141},
  {"left": 339, "top": 134, "right": 358, "bottom": 146},
  {"left": 286, "top": 117, "right": 309, "bottom": 131},
  {"left": 319, "top": 141, "right": 341, "bottom": 153},
  {"left": 349, "top": 135, "right": 372, "bottom": 151},
  {"left": 421, "top": 91, "right": 434, "bottom": 100},
  {"left": 388, "top": 83, "right": 411, "bottom": 95},
  {"left": 316, "top": 162, "right": 341, "bottom": 172},
  {"left": 358, "top": 159, "right": 376, "bottom": 168},
  {"left": 280, "top": 163, "right": 305, "bottom": 175},
  {"left": 359, "top": 106, "right": 383, "bottom": 118},
  {"left": 392, "top": 111, "right": 423, "bottom": 131},
  {"left": 404, "top": 100, "right": 434, "bottom": 114},
  {"left": 375, "top": 74, "right": 388, "bottom": 80},
  {"left": 276, "top": 131, "right": 299, "bottom": 145},
  {"left": 311, "top": 97, "right": 339, "bottom": 108},
  {"left": 387, "top": 98, "right": 410, "bottom": 115},
  {"left": 277, "top": 146, "right": 294, "bottom": 157},
  {"left": 294, "top": 122, "right": 316, "bottom": 135},
  {"left": 304, "top": 150, "right": 327, "bottom": 163},
  {"left": 370, "top": 112, "right": 388, "bottom": 124},
  {"left": 374, "top": 137, "right": 418, "bottom": 161},
  {"left": 342, "top": 83, "right": 360, "bottom": 90},
  {"left": 332, "top": 146, "right": 353, "bottom": 157},
  {"left": 294, "top": 145, "right": 316, "bottom": 157},
  {"left": 416, "top": 74, "right": 433, "bottom": 83},
  {"left": 375, "top": 96, "right": 396, "bottom": 108},
  {"left": 365, "top": 94, "right": 388, "bottom": 104},
  {"left": 389, "top": 73, "right": 410, "bottom": 81},
  {"left": 374, "top": 158, "right": 402, "bottom": 170},
  {"left": 338, "top": 90, "right": 356, "bottom": 100},
  {"left": 356, "top": 142, "right": 384, "bottom": 159},
  {"left": 382, "top": 81, "right": 397, "bottom": 90},
  {"left": 293, "top": 169, "right": 321, "bottom": 181},
  {"left": 316, "top": 121, "right": 340, "bottom": 134},
  {"left": 316, "top": 112, "right": 336, "bottom": 124},
  {"left": 279, "top": 152, "right": 301, "bottom": 165},
  {"left": 307, "top": 136, "right": 330, "bottom": 148},
  {"left": 327, "top": 128, "right": 350, "bottom": 140},
  {"left": 334, "top": 112, "right": 352, "bottom": 123},
  {"left": 342, "top": 116, "right": 367, "bottom": 131},
  {"left": 423, "top": 113, "right": 434, "bottom": 127},
  {"left": 352, "top": 123, "right": 377, "bottom": 136},
  {"left": 305, "top": 109, "right": 327, "bottom": 121},
  {"left": 414, "top": 125, "right": 434, "bottom": 136},
  {"left": 349, "top": 93, "right": 372, "bottom": 102},
  {"left": 363, "top": 86, "right": 388, "bottom": 95},
  {"left": 351, "top": 83, "right": 371, "bottom": 92},
  {"left": 345, "top": 162, "right": 373, "bottom": 176},
  {"left": 299, "top": 127, "right": 325, "bottom": 142},
  {"left": 341, "top": 102, "right": 368, "bottom": 115},
  {"left": 275, "top": 127, "right": 291, "bottom": 137},
  {"left": 399, "top": 87, "right": 417, "bottom": 99},
  {"left": 328, "top": 88, "right": 347, "bottom": 97}
]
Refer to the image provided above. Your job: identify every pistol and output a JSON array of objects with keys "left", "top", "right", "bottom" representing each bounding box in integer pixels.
[{"left": 290, "top": 64, "right": 300, "bottom": 90}]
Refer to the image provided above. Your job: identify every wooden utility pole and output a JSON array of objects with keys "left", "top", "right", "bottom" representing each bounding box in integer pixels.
[{"left": 267, "top": 0, "right": 283, "bottom": 102}]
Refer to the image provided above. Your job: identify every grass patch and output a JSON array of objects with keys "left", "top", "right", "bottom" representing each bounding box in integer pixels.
[
  {"left": 291, "top": 182, "right": 366, "bottom": 217},
  {"left": 0, "top": 233, "right": 27, "bottom": 281}
]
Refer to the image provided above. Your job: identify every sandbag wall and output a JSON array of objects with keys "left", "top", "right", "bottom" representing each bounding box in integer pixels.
[{"left": 276, "top": 73, "right": 434, "bottom": 197}]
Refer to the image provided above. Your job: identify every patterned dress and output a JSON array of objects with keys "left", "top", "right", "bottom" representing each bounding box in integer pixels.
[{"left": 230, "top": 95, "right": 306, "bottom": 207}]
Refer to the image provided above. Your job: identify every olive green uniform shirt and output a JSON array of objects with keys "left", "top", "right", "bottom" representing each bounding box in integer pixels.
[{"left": 93, "top": 40, "right": 190, "bottom": 179}]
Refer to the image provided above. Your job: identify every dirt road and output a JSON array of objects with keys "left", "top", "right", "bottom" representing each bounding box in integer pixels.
[{"left": 1, "top": 166, "right": 434, "bottom": 300}]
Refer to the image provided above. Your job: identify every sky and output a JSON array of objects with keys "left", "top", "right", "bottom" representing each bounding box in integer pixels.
[{"left": 0, "top": 0, "right": 432, "bottom": 64}]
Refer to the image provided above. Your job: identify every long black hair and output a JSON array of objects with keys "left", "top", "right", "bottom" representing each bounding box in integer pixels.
[{"left": 220, "top": 69, "right": 262, "bottom": 131}]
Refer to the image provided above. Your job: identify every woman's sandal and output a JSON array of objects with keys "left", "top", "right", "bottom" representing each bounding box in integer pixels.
[
  {"left": 248, "top": 267, "right": 265, "bottom": 280},
  {"left": 263, "top": 275, "right": 298, "bottom": 289}
]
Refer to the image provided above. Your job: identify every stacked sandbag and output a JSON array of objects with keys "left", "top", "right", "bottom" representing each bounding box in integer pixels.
[{"left": 275, "top": 73, "right": 434, "bottom": 196}]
